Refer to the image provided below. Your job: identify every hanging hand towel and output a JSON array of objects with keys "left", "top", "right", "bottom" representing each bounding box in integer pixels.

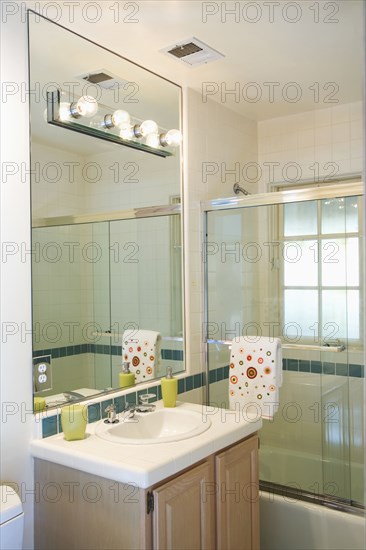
[
  {"left": 122, "top": 329, "right": 161, "bottom": 383},
  {"left": 229, "top": 337, "right": 282, "bottom": 420}
]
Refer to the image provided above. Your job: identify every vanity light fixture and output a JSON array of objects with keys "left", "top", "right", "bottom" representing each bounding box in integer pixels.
[{"left": 47, "top": 90, "right": 181, "bottom": 158}]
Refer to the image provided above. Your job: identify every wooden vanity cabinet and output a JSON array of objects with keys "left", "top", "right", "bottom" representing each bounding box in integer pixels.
[
  {"left": 34, "top": 460, "right": 152, "bottom": 550},
  {"left": 152, "top": 458, "right": 215, "bottom": 549},
  {"left": 215, "top": 436, "right": 260, "bottom": 550},
  {"left": 34, "top": 433, "right": 259, "bottom": 550}
]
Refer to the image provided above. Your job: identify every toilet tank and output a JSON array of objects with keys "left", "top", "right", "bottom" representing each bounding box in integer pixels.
[{"left": 0, "top": 486, "right": 24, "bottom": 550}]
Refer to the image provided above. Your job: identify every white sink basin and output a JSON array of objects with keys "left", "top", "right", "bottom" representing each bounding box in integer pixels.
[{"left": 95, "top": 407, "right": 212, "bottom": 444}]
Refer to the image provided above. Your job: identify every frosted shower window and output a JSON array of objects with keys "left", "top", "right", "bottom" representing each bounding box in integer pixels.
[
  {"left": 283, "top": 240, "right": 318, "bottom": 287},
  {"left": 322, "top": 289, "right": 359, "bottom": 340},
  {"left": 321, "top": 238, "right": 359, "bottom": 287},
  {"left": 284, "top": 289, "right": 318, "bottom": 338},
  {"left": 284, "top": 201, "right": 317, "bottom": 236},
  {"left": 321, "top": 196, "right": 359, "bottom": 234},
  {"left": 282, "top": 196, "right": 361, "bottom": 343}
]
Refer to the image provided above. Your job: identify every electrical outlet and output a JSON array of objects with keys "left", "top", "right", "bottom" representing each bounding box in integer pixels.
[{"left": 33, "top": 355, "right": 52, "bottom": 393}]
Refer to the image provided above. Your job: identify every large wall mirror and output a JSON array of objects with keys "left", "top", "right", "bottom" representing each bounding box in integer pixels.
[{"left": 28, "top": 12, "right": 184, "bottom": 409}]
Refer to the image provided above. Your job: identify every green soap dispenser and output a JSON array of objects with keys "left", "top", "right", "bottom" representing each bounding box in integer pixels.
[
  {"left": 161, "top": 367, "right": 177, "bottom": 408},
  {"left": 119, "top": 362, "right": 135, "bottom": 389}
]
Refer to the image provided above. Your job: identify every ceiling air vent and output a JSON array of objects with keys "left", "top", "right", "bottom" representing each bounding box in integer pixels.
[
  {"left": 76, "top": 69, "right": 130, "bottom": 91},
  {"left": 160, "top": 37, "right": 224, "bottom": 67}
]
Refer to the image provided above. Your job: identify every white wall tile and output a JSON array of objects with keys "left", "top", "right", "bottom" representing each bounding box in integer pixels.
[{"left": 258, "top": 102, "right": 363, "bottom": 186}]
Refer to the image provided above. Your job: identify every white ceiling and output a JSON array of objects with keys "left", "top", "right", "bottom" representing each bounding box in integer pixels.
[{"left": 63, "top": 0, "right": 364, "bottom": 121}]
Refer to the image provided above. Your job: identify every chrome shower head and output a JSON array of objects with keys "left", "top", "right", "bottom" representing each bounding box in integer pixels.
[{"left": 233, "top": 183, "right": 250, "bottom": 195}]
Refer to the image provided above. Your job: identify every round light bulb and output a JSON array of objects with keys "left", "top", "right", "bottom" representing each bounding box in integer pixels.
[
  {"left": 59, "top": 102, "right": 72, "bottom": 121},
  {"left": 89, "top": 115, "right": 105, "bottom": 129},
  {"left": 119, "top": 123, "right": 134, "bottom": 140},
  {"left": 145, "top": 133, "right": 160, "bottom": 148},
  {"left": 44, "top": 102, "right": 71, "bottom": 123},
  {"left": 112, "top": 110, "right": 130, "bottom": 128},
  {"left": 164, "top": 129, "right": 182, "bottom": 147},
  {"left": 76, "top": 96, "right": 98, "bottom": 118},
  {"left": 140, "top": 119, "right": 158, "bottom": 137}
]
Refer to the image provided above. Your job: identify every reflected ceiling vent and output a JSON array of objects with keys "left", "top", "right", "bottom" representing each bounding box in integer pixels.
[
  {"left": 76, "top": 69, "right": 130, "bottom": 91},
  {"left": 160, "top": 37, "right": 224, "bottom": 67}
]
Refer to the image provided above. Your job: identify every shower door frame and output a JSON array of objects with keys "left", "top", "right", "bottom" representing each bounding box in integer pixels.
[{"left": 202, "top": 180, "right": 364, "bottom": 513}]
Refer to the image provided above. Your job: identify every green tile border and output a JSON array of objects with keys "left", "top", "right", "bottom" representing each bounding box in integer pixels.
[
  {"left": 42, "top": 415, "right": 58, "bottom": 438},
  {"left": 33, "top": 345, "right": 183, "bottom": 361},
  {"left": 211, "top": 360, "right": 364, "bottom": 380}
]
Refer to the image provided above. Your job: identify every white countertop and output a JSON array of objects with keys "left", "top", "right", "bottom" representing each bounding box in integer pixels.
[{"left": 30, "top": 401, "right": 262, "bottom": 488}]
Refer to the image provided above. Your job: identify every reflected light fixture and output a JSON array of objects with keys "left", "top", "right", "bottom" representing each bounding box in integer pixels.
[
  {"left": 69, "top": 95, "right": 98, "bottom": 118},
  {"left": 119, "top": 123, "right": 134, "bottom": 140},
  {"left": 46, "top": 90, "right": 181, "bottom": 158},
  {"left": 160, "top": 128, "right": 182, "bottom": 147},
  {"left": 145, "top": 133, "right": 161, "bottom": 148},
  {"left": 134, "top": 119, "right": 159, "bottom": 138},
  {"left": 103, "top": 109, "right": 130, "bottom": 129},
  {"left": 59, "top": 102, "right": 73, "bottom": 122}
]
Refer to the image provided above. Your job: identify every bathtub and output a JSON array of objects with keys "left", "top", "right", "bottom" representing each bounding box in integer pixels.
[
  {"left": 259, "top": 445, "right": 365, "bottom": 550},
  {"left": 260, "top": 492, "right": 365, "bottom": 550}
]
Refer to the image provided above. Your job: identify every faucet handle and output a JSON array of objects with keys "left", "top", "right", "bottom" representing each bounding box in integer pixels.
[
  {"left": 139, "top": 393, "right": 156, "bottom": 405},
  {"left": 104, "top": 404, "right": 118, "bottom": 424},
  {"left": 124, "top": 404, "right": 136, "bottom": 419},
  {"left": 137, "top": 393, "right": 156, "bottom": 413}
]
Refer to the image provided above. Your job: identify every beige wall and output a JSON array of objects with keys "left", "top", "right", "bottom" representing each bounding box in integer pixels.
[{"left": 184, "top": 88, "right": 258, "bottom": 384}]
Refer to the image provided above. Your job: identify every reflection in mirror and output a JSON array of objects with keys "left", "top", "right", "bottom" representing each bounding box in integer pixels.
[
  {"left": 32, "top": 213, "right": 183, "bottom": 406},
  {"left": 29, "top": 12, "right": 184, "bottom": 410},
  {"left": 46, "top": 90, "right": 181, "bottom": 158}
]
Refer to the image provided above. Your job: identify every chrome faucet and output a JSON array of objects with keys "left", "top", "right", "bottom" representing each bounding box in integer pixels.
[
  {"left": 63, "top": 391, "right": 84, "bottom": 402},
  {"left": 104, "top": 404, "right": 118, "bottom": 424}
]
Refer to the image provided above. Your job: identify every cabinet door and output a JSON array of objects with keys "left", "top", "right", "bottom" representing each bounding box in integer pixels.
[
  {"left": 216, "top": 436, "right": 259, "bottom": 550},
  {"left": 152, "top": 459, "right": 215, "bottom": 550}
]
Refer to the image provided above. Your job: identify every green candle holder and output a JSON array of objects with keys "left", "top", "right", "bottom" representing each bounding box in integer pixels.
[{"left": 61, "top": 404, "right": 88, "bottom": 441}]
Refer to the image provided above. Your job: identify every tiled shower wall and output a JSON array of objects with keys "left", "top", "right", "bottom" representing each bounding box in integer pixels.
[{"left": 257, "top": 101, "right": 363, "bottom": 190}]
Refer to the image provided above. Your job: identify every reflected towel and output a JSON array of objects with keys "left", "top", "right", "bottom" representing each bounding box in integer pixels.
[
  {"left": 122, "top": 329, "right": 161, "bottom": 383},
  {"left": 229, "top": 337, "right": 282, "bottom": 420}
]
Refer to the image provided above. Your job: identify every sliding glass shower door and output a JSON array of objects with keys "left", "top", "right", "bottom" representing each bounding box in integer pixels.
[{"left": 204, "top": 184, "right": 364, "bottom": 507}]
